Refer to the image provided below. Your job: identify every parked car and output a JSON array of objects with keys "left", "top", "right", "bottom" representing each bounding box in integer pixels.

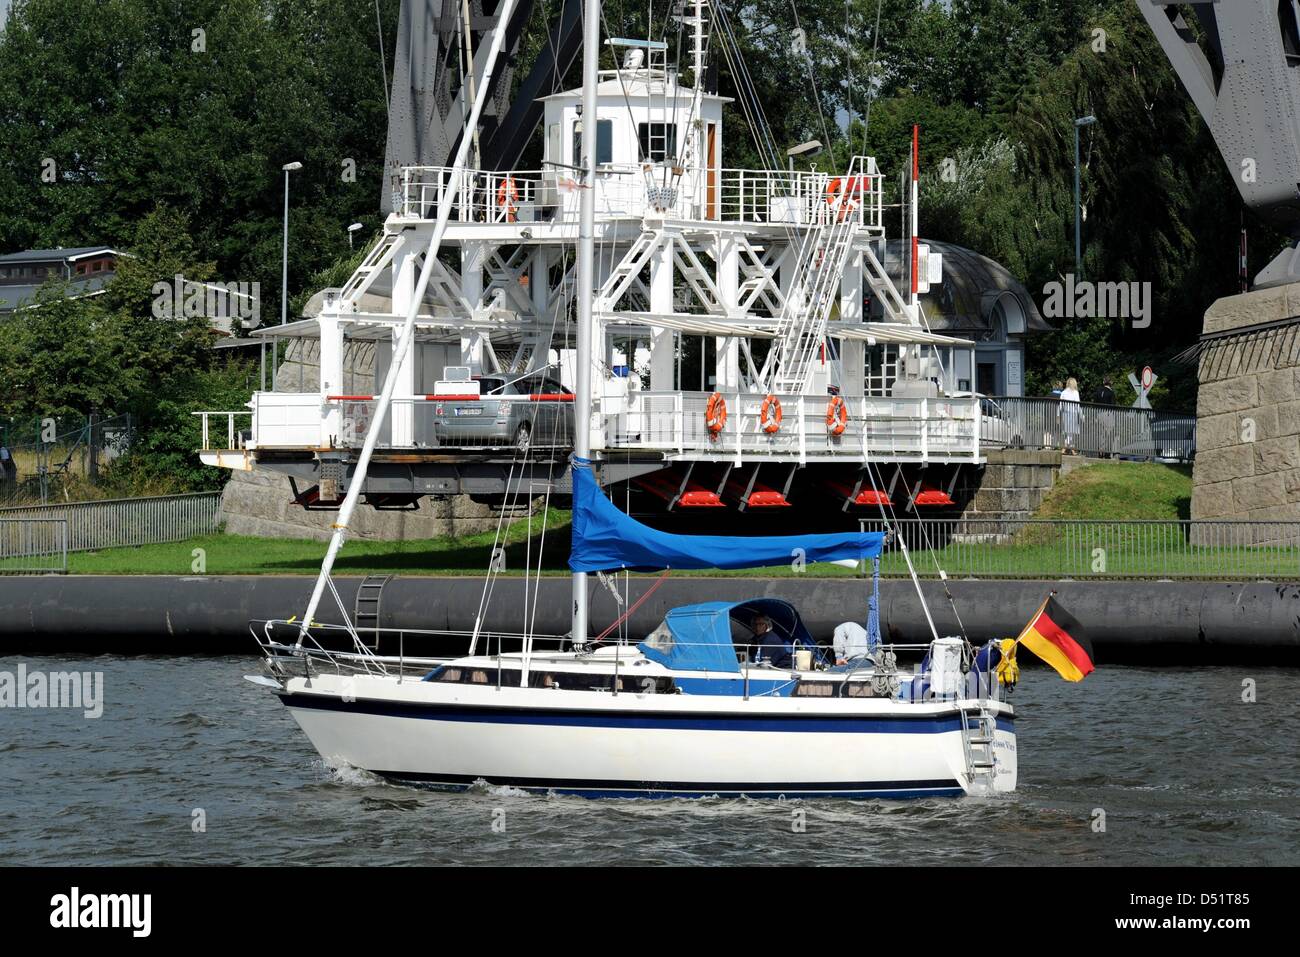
[
  {"left": 1114, "top": 415, "right": 1196, "bottom": 463},
  {"left": 946, "top": 392, "right": 1023, "bottom": 447},
  {"left": 431, "top": 374, "right": 573, "bottom": 449}
]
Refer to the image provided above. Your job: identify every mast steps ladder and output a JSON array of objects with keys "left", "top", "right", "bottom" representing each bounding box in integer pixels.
[{"left": 353, "top": 574, "right": 392, "bottom": 651}]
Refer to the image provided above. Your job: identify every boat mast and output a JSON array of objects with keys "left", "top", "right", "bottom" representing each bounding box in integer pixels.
[
  {"left": 296, "top": 0, "right": 523, "bottom": 647},
  {"left": 571, "top": 0, "right": 600, "bottom": 648}
]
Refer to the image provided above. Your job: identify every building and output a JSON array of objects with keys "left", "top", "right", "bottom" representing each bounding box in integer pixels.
[
  {"left": 0, "top": 246, "right": 259, "bottom": 333},
  {"left": 877, "top": 239, "right": 1048, "bottom": 398},
  {"left": 0, "top": 246, "right": 120, "bottom": 315}
]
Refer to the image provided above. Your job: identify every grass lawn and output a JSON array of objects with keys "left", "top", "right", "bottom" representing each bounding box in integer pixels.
[
  {"left": 1034, "top": 460, "right": 1191, "bottom": 521},
  {"left": 39, "top": 460, "right": 1295, "bottom": 580}
]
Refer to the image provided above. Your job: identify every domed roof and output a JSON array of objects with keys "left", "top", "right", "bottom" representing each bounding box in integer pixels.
[{"left": 879, "top": 239, "right": 1050, "bottom": 338}]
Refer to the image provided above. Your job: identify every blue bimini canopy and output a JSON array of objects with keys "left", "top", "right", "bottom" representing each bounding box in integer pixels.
[
  {"left": 638, "top": 599, "right": 815, "bottom": 674},
  {"left": 568, "top": 461, "right": 885, "bottom": 572}
]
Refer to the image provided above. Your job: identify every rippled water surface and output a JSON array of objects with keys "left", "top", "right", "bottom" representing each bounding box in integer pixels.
[{"left": 0, "top": 656, "right": 1295, "bottom": 865}]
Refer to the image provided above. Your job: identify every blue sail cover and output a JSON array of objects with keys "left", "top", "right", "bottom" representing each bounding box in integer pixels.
[{"left": 569, "top": 461, "right": 886, "bottom": 572}]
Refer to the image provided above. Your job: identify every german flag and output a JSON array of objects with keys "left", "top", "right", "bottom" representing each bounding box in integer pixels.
[{"left": 1014, "top": 596, "right": 1094, "bottom": 682}]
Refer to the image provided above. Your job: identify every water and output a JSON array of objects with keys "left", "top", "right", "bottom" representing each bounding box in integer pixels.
[{"left": 0, "top": 655, "right": 1295, "bottom": 866}]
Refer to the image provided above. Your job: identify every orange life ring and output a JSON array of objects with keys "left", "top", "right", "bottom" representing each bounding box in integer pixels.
[
  {"left": 705, "top": 392, "right": 728, "bottom": 436},
  {"left": 760, "top": 394, "right": 783, "bottom": 434},
  {"left": 496, "top": 177, "right": 520, "bottom": 222},
  {"left": 826, "top": 395, "right": 848, "bottom": 435},
  {"left": 825, "top": 176, "right": 867, "bottom": 222}
]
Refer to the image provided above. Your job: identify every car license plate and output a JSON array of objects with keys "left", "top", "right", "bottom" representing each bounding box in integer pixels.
[{"left": 453, "top": 406, "right": 482, "bottom": 416}]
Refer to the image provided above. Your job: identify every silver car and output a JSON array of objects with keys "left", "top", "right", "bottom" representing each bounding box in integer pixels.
[{"left": 431, "top": 374, "right": 574, "bottom": 449}]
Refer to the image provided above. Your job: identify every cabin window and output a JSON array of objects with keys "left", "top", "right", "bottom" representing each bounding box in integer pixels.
[
  {"left": 637, "top": 122, "right": 678, "bottom": 162},
  {"left": 572, "top": 119, "right": 613, "bottom": 166},
  {"left": 427, "top": 665, "right": 674, "bottom": 694},
  {"left": 547, "top": 123, "right": 561, "bottom": 165}
]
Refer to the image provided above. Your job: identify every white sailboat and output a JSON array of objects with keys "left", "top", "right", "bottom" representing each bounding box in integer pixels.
[{"left": 247, "top": 0, "right": 1019, "bottom": 799}]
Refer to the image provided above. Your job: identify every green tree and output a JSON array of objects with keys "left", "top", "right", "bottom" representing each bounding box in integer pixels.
[
  {"left": 0, "top": 204, "right": 256, "bottom": 491},
  {"left": 0, "top": 0, "right": 396, "bottom": 323}
]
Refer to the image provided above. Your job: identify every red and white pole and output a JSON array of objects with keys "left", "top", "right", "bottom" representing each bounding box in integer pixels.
[{"left": 910, "top": 124, "right": 920, "bottom": 309}]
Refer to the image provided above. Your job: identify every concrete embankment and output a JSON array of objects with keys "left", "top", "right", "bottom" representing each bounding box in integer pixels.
[{"left": 0, "top": 575, "right": 1297, "bottom": 661}]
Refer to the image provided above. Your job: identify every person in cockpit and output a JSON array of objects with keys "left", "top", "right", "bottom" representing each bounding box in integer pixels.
[{"left": 749, "top": 614, "right": 792, "bottom": 668}]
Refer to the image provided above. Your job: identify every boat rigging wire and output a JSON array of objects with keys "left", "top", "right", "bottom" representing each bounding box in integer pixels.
[
  {"left": 786, "top": 0, "right": 835, "bottom": 170},
  {"left": 861, "top": 0, "right": 883, "bottom": 155},
  {"left": 593, "top": 568, "right": 671, "bottom": 643},
  {"left": 296, "top": 0, "right": 525, "bottom": 650}
]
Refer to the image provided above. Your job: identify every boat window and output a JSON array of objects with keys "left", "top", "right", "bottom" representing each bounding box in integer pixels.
[
  {"left": 427, "top": 665, "right": 673, "bottom": 693},
  {"left": 546, "top": 123, "right": 561, "bottom": 165},
  {"left": 573, "top": 119, "right": 613, "bottom": 166},
  {"left": 637, "top": 122, "right": 678, "bottom": 162}
]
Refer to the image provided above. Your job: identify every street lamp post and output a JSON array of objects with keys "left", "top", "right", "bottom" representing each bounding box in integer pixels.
[
  {"left": 280, "top": 162, "right": 303, "bottom": 327},
  {"left": 786, "top": 139, "right": 823, "bottom": 175},
  {"left": 785, "top": 140, "right": 816, "bottom": 178},
  {"left": 347, "top": 222, "right": 363, "bottom": 249},
  {"left": 1073, "top": 115, "right": 1095, "bottom": 279}
]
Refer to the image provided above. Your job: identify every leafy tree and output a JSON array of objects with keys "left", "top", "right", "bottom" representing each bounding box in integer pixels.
[
  {"left": 0, "top": 205, "right": 256, "bottom": 491},
  {"left": 0, "top": 0, "right": 396, "bottom": 324}
]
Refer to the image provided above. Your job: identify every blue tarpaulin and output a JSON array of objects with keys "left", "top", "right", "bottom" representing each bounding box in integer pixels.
[{"left": 568, "top": 461, "right": 885, "bottom": 572}]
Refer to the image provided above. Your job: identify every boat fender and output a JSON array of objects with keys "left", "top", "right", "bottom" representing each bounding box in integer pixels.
[{"left": 996, "top": 638, "right": 1020, "bottom": 689}]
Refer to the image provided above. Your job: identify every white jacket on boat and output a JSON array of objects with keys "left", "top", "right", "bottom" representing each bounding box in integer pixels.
[{"left": 833, "top": 621, "right": 870, "bottom": 662}]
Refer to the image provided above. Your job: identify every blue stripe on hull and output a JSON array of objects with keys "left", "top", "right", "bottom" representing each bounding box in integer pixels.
[
  {"left": 372, "top": 770, "right": 966, "bottom": 800},
  {"left": 284, "top": 693, "right": 1015, "bottom": 735}
]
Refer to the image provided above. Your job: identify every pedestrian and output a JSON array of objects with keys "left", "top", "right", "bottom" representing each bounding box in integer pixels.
[
  {"left": 1060, "top": 376, "right": 1082, "bottom": 454},
  {"left": 1093, "top": 376, "right": 1117, "bottom": 455},
  {"left": 1047, "top": 380, "right": 1064, "bottom": 448},
  {"left": 1093, "top": 376, "right": 1116, "bottom": 405}
]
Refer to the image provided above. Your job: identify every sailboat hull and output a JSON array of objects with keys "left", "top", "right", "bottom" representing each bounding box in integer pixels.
[{"left": 278, "top": 675, "right": 1016, "bottom": 798}]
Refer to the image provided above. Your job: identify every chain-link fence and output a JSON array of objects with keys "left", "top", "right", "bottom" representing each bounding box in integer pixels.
[{"left": 0, "top": 413, "right": 136, "bottom": 504}]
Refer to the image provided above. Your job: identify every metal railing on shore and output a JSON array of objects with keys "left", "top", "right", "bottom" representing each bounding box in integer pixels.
[
  {"left": 859, "top": 517, "right": 1299, "bottom": 581},
  {"left": 0, "top": 492, "right": 221, "bottom": 563},
  {"left": 980, "top": 396, "right": 1195, "bottom": 462},
  {"left": 0, "top": 518, "right": 69, "bottom": 574}
]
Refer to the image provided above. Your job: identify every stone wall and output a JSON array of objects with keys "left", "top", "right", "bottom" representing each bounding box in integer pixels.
[
  {"left": 1192, "top": 283, "right": 1300, "bottom": 543},
  {"left": 955, "top": 449, "right": 1066, "bottom": 542},
  {"left": 217, "top": 467, "right": 511, "bottom": 542}
]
